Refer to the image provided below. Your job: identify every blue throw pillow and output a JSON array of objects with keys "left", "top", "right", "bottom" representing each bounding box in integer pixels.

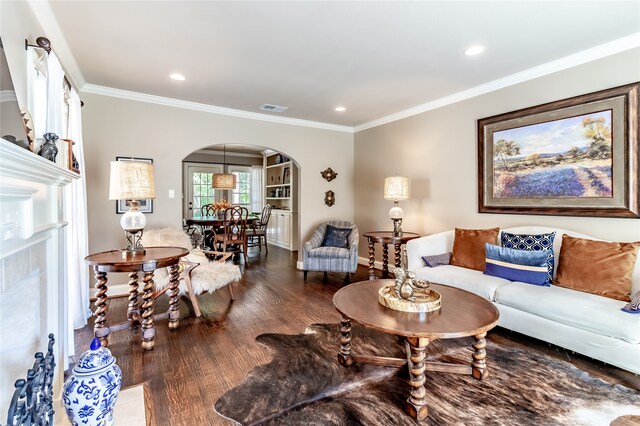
[
  {"left": 321, "top": 225, "right": 351, "bottom": 248},
  {"left": 622, "top": 291, "right": 640, "bottom": 314},
  {"left": 501, "top": 231, "right": 556, "bottom": 285},
  {"left": 422, "top": 252, "right": 451, "bottom": 267},
  {"left": 484, "top": 243, "right": 551, "bottom": 286}
]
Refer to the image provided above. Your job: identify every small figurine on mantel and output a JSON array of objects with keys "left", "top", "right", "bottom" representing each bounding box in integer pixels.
[{"left": 37, "top": 132, "right": 59, "bottom": 162}]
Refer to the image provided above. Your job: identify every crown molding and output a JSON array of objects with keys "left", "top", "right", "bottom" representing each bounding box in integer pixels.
[
  {"left": 81, "top": 84, "right": 354, "bottom": 133},
  {"left": 354, "top": 32, "right": 640, "bottom": 132},
  {"left": 26, "top": 0, "right": 87, "bottom": 90}
]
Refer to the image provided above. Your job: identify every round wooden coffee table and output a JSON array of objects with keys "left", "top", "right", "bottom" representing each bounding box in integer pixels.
[{"left": 333, "top": 279, "right": 500, "bottom": 420}]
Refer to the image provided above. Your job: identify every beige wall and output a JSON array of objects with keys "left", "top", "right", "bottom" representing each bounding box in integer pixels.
[
  {"left": 355, "top": 48, "right": 640, "bottom": 261},
  {"left": 81, "top": 93, "right": 354, "bottom": 258}
]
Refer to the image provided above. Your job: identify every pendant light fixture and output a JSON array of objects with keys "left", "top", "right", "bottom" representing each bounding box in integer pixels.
[{"left": 212, "top": 145, "right": 236, "bottom": 190}]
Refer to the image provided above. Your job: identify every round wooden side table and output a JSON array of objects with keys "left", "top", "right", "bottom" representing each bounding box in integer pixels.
[
  {"left": 85, "top": 246, "right": 189, "bottom": 350},
  {"left": 362, "top": 231, "right": 420, "bottom": 280}
]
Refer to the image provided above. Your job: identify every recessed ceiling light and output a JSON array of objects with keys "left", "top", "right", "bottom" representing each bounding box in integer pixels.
[
  {"left": 335, "top": 106, "right": 346, "bottom": 112},
  {"left": 169, "top": 73, "right": 186, "bottom": 81},
  {"left": 464, "top": 45, "right": 485, "bottom": 56}
]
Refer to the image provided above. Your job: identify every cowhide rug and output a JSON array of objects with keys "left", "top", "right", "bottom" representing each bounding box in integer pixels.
[{"left": 214, "top": 323, "right": 640, "bottom": 425}]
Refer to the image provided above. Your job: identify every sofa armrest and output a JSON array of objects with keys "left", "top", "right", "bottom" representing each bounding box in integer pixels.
[{"left": 406, "top": 230, "right": 455, "bottom": 271}]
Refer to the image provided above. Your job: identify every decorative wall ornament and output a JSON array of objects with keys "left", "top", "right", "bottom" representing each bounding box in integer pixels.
[
  {"left": 479, "top": 82, "right": 639, "bottom": 218},
  {"left": 321, "top": 167, "right": 338, "bottom": 182},
  {"left": 324, "top": 190, "right": 335, "bottom": 207}
]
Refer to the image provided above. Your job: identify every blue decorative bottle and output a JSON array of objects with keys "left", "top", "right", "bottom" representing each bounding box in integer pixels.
[{"left": 62, "top": 338, "right": 122, "bottom": 426}]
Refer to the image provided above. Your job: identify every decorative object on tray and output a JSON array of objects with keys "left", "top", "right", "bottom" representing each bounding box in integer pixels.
[
  {"left": 37, "top": 132, "right": 58, "bottom": 162},
  {"left": 109, "top": 158, "right": 156, "bottom": 255},
  {"left": 478, "top": 82, "right": 639, "bottom": 218},
  {"left": 63, "top": 337, "right": 122, "bottom": 426},
  {"left": 383, "top": 175, "right": 410, "bottom": 236},
  {"left": 378, "top": 251, "right": 440, "bottom": 312},
  {"left": 320, "top": 167, "right": 338, "bottom": 182},
  {"left": 324, "top": 190, "right": 335, "bottom": 207}
]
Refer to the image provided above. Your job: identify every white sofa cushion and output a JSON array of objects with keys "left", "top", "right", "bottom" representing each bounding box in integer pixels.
[
  {"left": 413, "top": 265, "right": 510, "bottom": 301},
  {"left": 495, "top": 282, "right": 640, "bottom": 344}
]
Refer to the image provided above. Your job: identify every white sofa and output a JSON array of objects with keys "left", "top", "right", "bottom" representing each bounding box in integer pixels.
[{"left": 406, "top": 226, "right": 640, "bottom": 374}]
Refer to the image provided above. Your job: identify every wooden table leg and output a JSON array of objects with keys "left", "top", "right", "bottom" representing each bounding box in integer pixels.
[
  {"left": 368, "top": 239, "right": 376, "bottom": 280},
  {"left": 93, "top": 269, "right": 110, "bottom": 348},
  {"left": 167, "top": 264, "right": 181, "bottom": 330},
  {"left": 472, "top": 332, "right": 488, "bottom": 380},
  {"left": 394, "top": 243, "right": 402, "bottom": 269},
  {"left": 382, "top": 243, "right": 389, "bottom": 278},
  {"left": 141, "top": 271, "right": 156, "bottom": 350},
  {"left": 406, "top": 337, "right": 429, "bottom": 421},
  {"left": 127, "top": 272, "right": 140, "bottom": 329},
  {"left": 338, "top": 316, "right": 353, "bottom": 367}
]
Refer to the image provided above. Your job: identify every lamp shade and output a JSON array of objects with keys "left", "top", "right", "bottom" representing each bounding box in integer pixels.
[
  {"left": 383, "top": 176, "right": 409, "bottom": 201},
  {"left": 108, "top": 161, "right": 156, "bottom": 200},
  {"left": 212, "top": 173, "right": 236, "bottom": 190}
]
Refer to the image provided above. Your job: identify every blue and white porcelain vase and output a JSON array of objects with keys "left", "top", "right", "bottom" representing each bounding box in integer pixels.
[{"left": 62, "top": 338, "right": 122, "bottom": 426}]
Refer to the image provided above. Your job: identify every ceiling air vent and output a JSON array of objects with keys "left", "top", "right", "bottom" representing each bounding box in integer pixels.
[{"left": 259, "top": 104, "right": 288, "bottom": 113}]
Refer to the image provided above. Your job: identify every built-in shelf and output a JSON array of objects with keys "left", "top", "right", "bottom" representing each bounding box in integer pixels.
[
  {"left": 266, "top": 161, "right": 291, "bottom": 169},
  {"left": 266, "top": 184, "right": 291, "bottom": 188}
]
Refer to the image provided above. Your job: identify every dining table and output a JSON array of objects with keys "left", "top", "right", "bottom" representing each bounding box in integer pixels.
[{"left": 185, "top": 215, "right": 259, "bottom": 249}]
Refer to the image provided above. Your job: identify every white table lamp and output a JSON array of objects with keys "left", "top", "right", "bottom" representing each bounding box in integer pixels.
[
  {"left": 109, "top": 160, "right": 156, "bottom": 255},
  {"left": 384, "top": 175, "right": 409, "bottom": 236}
]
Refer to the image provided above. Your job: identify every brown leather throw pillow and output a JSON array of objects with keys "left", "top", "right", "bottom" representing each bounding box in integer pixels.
[
  {"left": 450, "top": 227, "right": 500, "bottom": 271},
  {"left": 555, "top": 234, "right": 640, "bottom": 302}
]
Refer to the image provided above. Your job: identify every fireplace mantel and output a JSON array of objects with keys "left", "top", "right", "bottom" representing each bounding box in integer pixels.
[{"left": 0, "top": 138, "right": 78, "bottom": 417}]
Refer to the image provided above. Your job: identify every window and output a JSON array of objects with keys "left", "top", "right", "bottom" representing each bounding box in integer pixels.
[
  {"left": 184, "top": 163, "right": 223, "bottom": 218},
  {"left": 229, "top": 165, "right": 252, "bottom": 209}
]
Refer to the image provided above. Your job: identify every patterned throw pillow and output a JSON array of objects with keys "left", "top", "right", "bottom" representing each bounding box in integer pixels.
[
  {"left": 622, "top": 291, "right": 640, "bottom": 314},
  {"left": 321, "top": 225, "right": 351, "bottom": 249},
  {"left": 501, "top": 231, "right": 556, "bottom": 285},
  {"left": 421, "top": 252, "right": 451, "bottom": 267},
  {"left": 484, "top": 243, "right": 551, "bottom": 286}
]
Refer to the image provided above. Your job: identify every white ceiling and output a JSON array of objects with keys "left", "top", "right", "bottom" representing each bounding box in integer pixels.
[{"left": 46, "top": 1, "right": 640, "bottom": 129}]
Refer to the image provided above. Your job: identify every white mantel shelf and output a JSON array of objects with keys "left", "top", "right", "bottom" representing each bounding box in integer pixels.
[{"left": 0, "top": 138, "right": 79, "bottom": 185}]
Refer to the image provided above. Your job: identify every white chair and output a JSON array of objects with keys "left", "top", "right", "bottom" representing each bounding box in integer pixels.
[{"left": 141, "top": 227, "right": 242, "bottom": 317}]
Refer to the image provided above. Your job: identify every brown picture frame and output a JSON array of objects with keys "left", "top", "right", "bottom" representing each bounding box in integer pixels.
[{"left": 478, "top": 82, "right": 639, "bottom": 218}]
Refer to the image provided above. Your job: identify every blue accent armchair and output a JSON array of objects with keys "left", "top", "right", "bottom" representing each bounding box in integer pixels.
[{"left": 302, "top": 220, "right": 359, "bottom": 283}]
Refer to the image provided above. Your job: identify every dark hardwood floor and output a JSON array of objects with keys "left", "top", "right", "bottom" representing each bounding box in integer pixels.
[{"left": 74, "top": 245, "right": 639, "bottom": 426}]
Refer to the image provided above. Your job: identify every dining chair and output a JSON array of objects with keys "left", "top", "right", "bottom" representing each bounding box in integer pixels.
[
  {"left": 214, "top": 206, "right": 249, "bottom": 264},
  {"left": 200, "top": 204, "right": 221, "bottom": 249},
  {"left": 247, "top": 204, "right": 272, "bottom": 253}
]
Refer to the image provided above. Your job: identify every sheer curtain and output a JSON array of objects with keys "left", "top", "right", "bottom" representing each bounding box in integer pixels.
[
  {"left": 66, "top": 88, "right": 90, "bottom": 332},
  {"left": 45, "top": 53, "right": 90, "bottom": 362},
  {"left": 251, "top": 165, "right": 264, "bottom": 213}
]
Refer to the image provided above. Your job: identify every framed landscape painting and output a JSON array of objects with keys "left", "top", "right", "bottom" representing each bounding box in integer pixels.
[{"left": 478, "top": 82, "right": 639, "bottom": 218}]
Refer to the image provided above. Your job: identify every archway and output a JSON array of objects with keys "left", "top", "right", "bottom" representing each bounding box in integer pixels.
[{"left": 181, "top": 143, "right": 302, "bottom": 255}]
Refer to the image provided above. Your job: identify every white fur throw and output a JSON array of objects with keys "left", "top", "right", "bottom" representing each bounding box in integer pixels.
[{"left": 142, "top": 227, "right": 241, "bottom": 296}]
